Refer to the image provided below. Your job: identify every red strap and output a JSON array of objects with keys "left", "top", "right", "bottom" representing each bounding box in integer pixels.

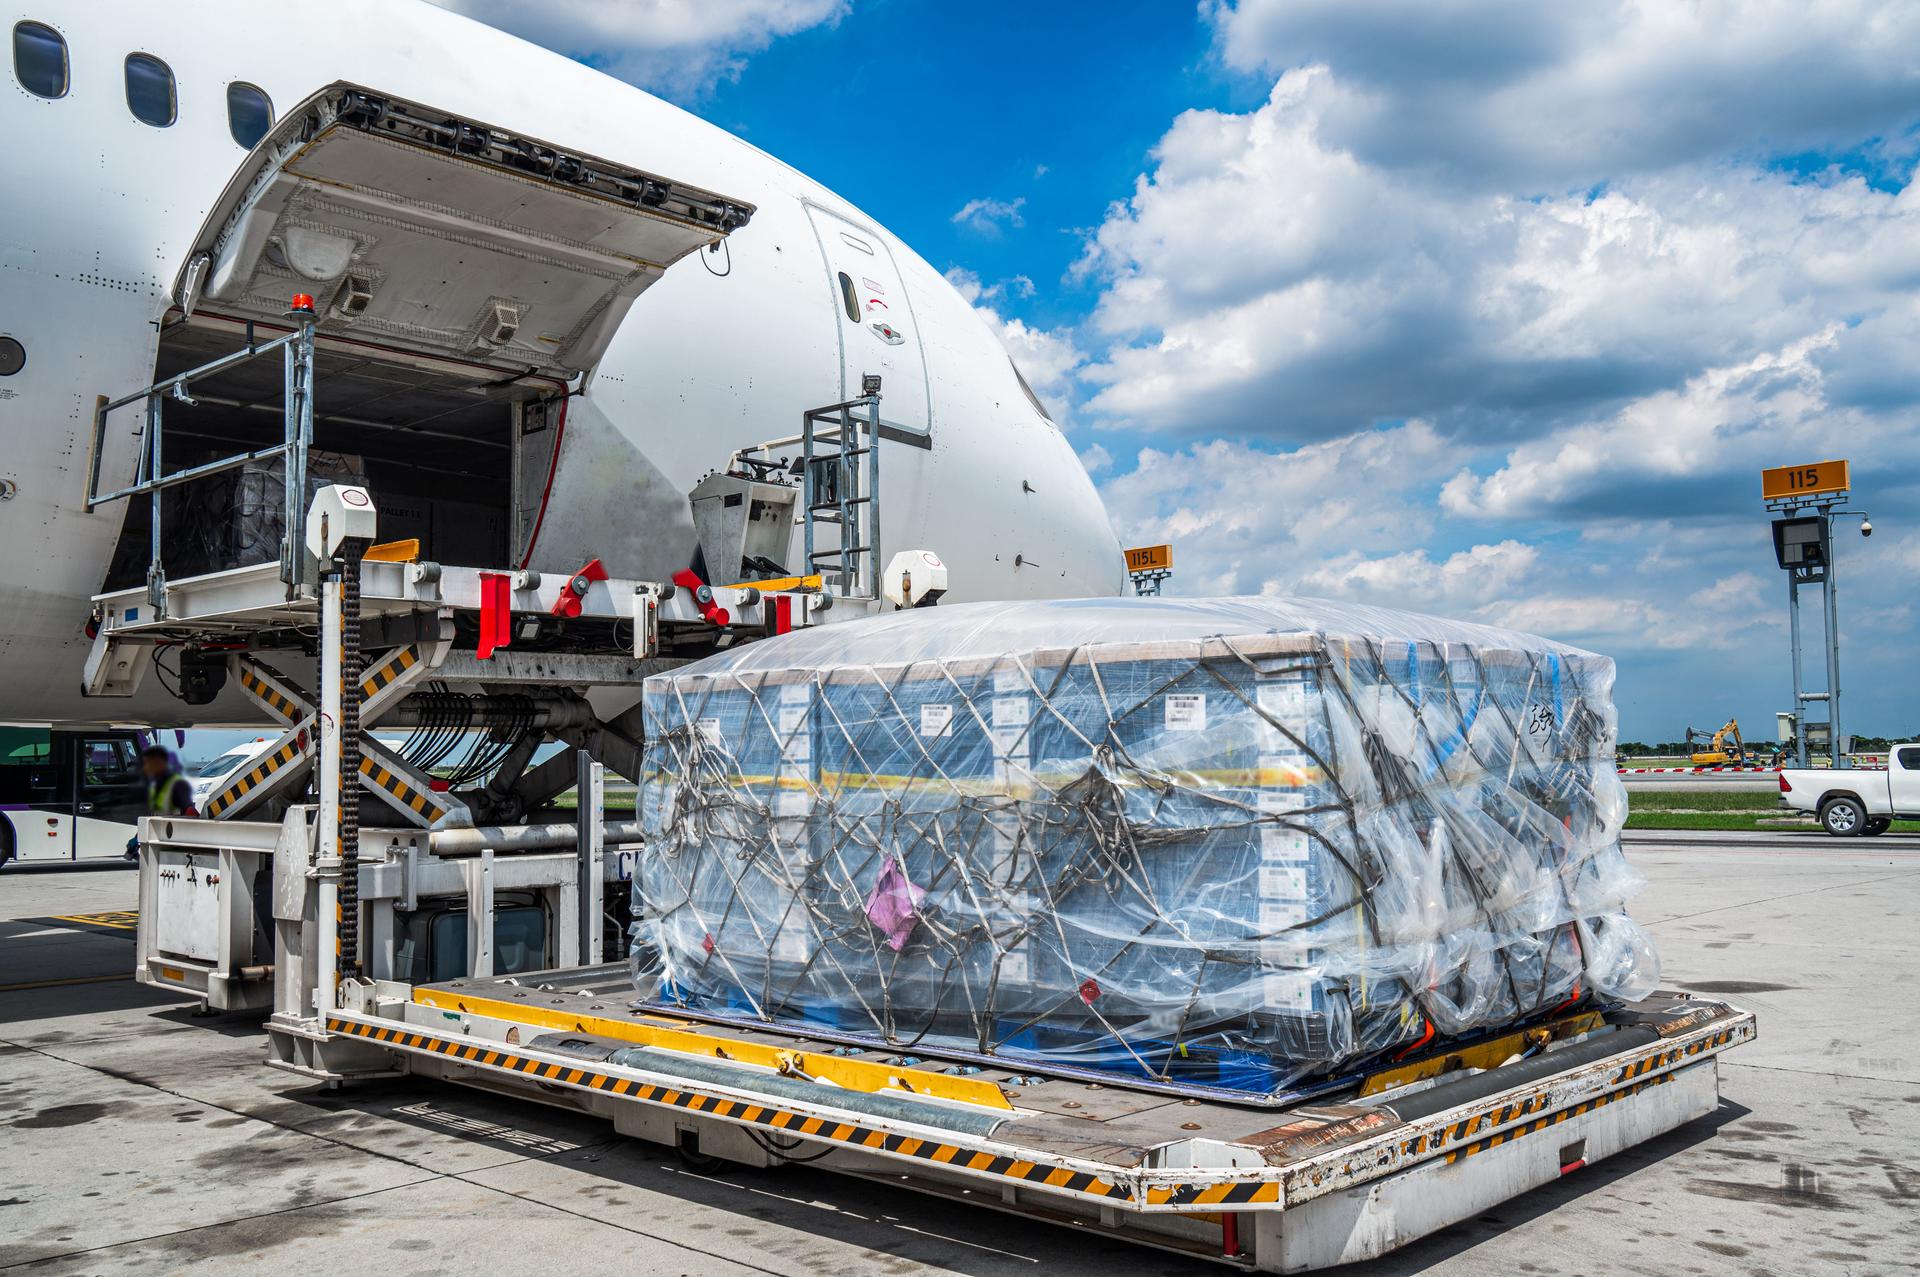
[{"left": 478, "top": 572, "right": 511, "bottom": 659}]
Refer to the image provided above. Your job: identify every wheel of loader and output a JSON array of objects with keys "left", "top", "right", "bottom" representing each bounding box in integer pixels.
[{"left": 1821, "top": 795, "right": 1866, "bottom": 836}]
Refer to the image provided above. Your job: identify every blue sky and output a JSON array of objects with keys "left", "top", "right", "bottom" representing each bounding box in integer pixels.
[{"left": 433, "top": 0, "right": 1920, "bottom": 746}]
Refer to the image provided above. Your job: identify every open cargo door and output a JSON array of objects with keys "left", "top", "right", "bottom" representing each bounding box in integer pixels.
[{"left": 174, "top": 84, "right": 754, "bottom": 382}]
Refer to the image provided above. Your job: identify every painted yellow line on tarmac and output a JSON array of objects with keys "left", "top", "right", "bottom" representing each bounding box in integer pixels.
[
  {"left": 49, "top": 910, "right": 139, "bottom": 931},
  {"left": 0, "top": 973, "right": 129, "bottom": 992}
]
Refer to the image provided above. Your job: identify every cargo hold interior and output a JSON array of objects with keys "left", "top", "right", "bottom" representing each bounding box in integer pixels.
[{"left": 103, "top": 317, "right": 560, "bottom": 590}]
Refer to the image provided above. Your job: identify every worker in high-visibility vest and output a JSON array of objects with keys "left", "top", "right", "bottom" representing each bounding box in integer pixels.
[
  {"left": 141, "top": 745, "right": 197, "bottom": 817},
  {"left": 128, "top": 745, "right": 196, "bottom": 860}
]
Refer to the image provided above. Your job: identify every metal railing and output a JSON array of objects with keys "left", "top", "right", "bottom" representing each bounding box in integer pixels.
[{"left": 86, "top": 319, "right": 316, "bottom": 617}]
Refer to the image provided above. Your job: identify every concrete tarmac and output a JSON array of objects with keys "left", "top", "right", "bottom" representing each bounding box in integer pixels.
[{"left": 2, "top": 837, "right": 1916, "bottom": 1276}]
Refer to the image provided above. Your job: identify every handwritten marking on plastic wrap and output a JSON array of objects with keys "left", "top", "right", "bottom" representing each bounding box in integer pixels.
[
  {"left": 1164, "top": 692, "right": 1207, "bottom": 731},
  {"left": 1527, "top": 703, "right": 1557, "bottom": 738}
]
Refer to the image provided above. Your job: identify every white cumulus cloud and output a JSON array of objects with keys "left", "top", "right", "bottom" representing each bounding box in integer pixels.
[
  {"left": 432, "top": 0, "right": 848, "bottom": 99},
  {"left": 951, "top": 196, "right": 1028, "bottom": 235}
]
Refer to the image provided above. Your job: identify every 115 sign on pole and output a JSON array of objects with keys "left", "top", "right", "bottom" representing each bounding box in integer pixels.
[{"left": 1761, "top": 460, "right": 1850, "bottom": 503}]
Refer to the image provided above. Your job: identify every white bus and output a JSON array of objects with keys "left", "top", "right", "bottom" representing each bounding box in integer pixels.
[{"left": 0, "top": 727, "right": 156, "bottom": 864}]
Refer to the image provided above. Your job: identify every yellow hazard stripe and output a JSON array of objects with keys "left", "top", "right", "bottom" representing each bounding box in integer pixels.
[
  {"left": 205, "top": 737, "right": 305, "bottom": 817},
  {"left": 1394, "top": 1026, "right": 1741, "bottom": 1161},
  {"left": 1441, "top": 1072, "right": 1674, "bottom": 1166},
  {"left": 361, "top": 646, "right": 419, "bottom": 697},
  {"left": 324, "top": 1016, "right": 1188, "bottom": 1204},
  {"left": 410, "top": 987, "right": 1012, "bottom": 1110},
  {"left": 1358, "top": 1012, "right": 1605, "bottom": 1098},
  {"left": 1611, "top": 1028, "right": 1736, "bottom": 1082},
  {"left": 718, "top": 573, "right": 824, "bottom": 592},
  {"left": 239, "top": 666, "right": 300, "bottom": 721},
  {"left": 357, "top": 754, "right": 446, "bottom": 819}
]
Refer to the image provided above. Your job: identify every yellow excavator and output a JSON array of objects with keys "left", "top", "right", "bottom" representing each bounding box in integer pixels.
[{"left": 1687, "top": 718, "right": 1751, "bottom": 765}]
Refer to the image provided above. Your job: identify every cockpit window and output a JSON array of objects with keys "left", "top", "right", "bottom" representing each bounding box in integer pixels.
[
  {"left": 1011, "top": 358, "right": 1054, "bottom": 423},
  {"left": 837, "top": 271, "right": 860, "bottom": 322},
  {"left": 125, "top": 53, "right": 176, "bottom": 128},
  {"left": 13, "top": 21, "right": 68, "bottom": 99},
  {"left": 226, "top": 82, "right": 272, "bottom": 148}
]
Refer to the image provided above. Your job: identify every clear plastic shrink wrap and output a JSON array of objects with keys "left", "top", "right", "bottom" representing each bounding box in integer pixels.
[{"left": 632, "top": 597, "right": 1656, "bottom": 1100}]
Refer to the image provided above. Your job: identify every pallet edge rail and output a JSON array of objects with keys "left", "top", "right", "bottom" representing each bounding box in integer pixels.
[{"left": 300, "top": 964, "right": 1752, "bottom": 1272}]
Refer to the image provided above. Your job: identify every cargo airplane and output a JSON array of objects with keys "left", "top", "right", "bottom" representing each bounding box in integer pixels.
[{"left": 0, "top": 0, "right": 1124, "bottom": 735}]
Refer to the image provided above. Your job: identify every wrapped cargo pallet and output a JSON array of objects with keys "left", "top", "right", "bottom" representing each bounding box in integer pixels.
[{"left": 632, "top": 597, "right": 1658, "bottom": 1102}]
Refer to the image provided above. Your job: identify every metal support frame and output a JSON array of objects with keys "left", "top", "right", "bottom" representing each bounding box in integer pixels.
[
  {"left": 1129, "top": 568, "right": 1172, "bottom": 597},
  {"left": 84, "top": 321, "right": 318, "bottom": 619},
  {"left": 801, "top": 392, "right": 883, "bottom": 598},
  {"left": 574, "top": 751, "right": 605, "bottom": 967},
  {"left": 1770, "top": 494, "right": 1854, "bottom": 769}
]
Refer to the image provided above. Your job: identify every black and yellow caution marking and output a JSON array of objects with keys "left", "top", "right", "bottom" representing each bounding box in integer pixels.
[
  {"left": 357, "top": 754, "right": 447, "bottom": 821},
  {"left": 1441, "top": 1072, "right": 1673, "bottom": 1166},
  {"left": 238, "top": 664, "right": 303, "bottom": 723},
  {"left": 206, "top": 734, "right": 308, "bottom": 818},
  {"left": 324, "top": 1015, "right": 1281, "bottom": 1207},
  {"left": 361, "top": 646, "right": 419, "bottom": 699},
  {"left": 1612, "top": 1028, "right": 1736, "bottom": 1083},
  {"left": 1394, "top": 1025, "right": 1743, "bottom": 1162},
  {"left": 1397, "top": 1093, "right": 1557, "bottom": 1158}
]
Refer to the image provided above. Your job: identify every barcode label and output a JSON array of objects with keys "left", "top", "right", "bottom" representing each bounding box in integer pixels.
[
  {"left": 1258, "top": 788, "right": 1307, "bottom": 814},
  {"left": 1261, "top": 826, "right": 1311, "bottom": 861},
  {"left": 778, "top": 706, "right": 811, "bottom": 761},
  {"left": 1164, "top": 693, "right": 1207, "bottom": 731},
  {"left": 920, "top": 703, "right": 954, "bottom": 738},
  {"left": 1259, "top": 899, "right": 1309, "bottom": 930},
  {"left": 1259, "top": 864, "right": 1308, "bottom": 899},
  {"left": 1263, "top": 970, "right": 1315, "bottom": 1011}
]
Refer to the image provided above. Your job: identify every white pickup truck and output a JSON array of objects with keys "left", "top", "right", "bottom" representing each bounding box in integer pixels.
[{"left": 1779, "top": 743, "right": 1920, "bottom": 835}]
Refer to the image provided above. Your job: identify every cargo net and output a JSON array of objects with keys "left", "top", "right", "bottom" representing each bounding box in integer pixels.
[{"left": 632, "top": 598, "right": 1657, "bottom": 1101}]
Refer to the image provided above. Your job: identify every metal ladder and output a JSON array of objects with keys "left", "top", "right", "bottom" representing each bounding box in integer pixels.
[{"left": 800, "top": 390, "right": 882, "bottom": 599}]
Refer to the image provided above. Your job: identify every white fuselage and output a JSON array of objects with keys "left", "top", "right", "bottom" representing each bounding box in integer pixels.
[{"left": 0, "top": 0, "right": 1122, "bottom": 727}]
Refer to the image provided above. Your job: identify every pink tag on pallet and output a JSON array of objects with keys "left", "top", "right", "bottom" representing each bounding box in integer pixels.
[{"left": 864, "top": 858, "right": 925, "bottom": 952}]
